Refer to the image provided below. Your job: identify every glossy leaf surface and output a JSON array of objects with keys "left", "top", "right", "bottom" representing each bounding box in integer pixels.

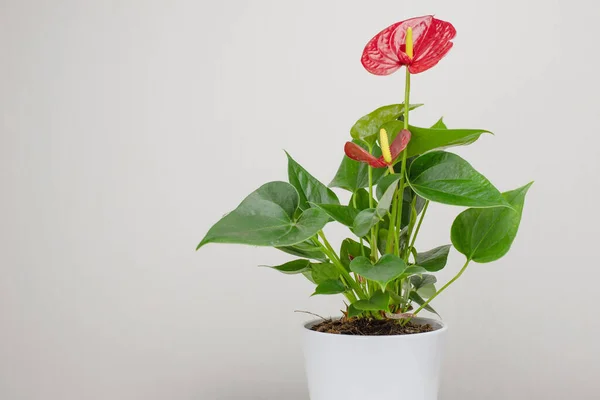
[
  {"left": 312, "top": 203, "right": 359, "bottom": 227},
  {"left": 350, "top": 103, "right": 422, "bottom": 145},
  {"left": 286, "top": 152, "right": 339, "bottom": 210},
  {"left": 408, "top": 151, "right": 510, "bottom": 208},
  {"left": 451, "top": 182, "right": 533, "bottom": 263},
  {"left": 416, "top": 245, "right": 451, "bottom": 272},
  {"left": 197, "top": 182, "right": 329, "bottom": 248},
  {"left": 340, "top": 238, "right": 370, "bottom": 270},
  {"left": 276, "top": 240, "right": 327, "bottom": 262},
  {"left": 350, "top": 254, "right": 407, "bottom": 291},
  {"left": 312, "top": 279, "right": 346, "bottom": 296},
  {"left": 311, "top": 262, "right": 340, "bottom": 284},
  {"left": 409, "top": 291, "right": 439, "bottom": 315},
  {"left": 263, "top": 259, "right": 311, "bottom": 274},
  {"left": 353, "top": 291, "right": 390, "bottom": 311}
]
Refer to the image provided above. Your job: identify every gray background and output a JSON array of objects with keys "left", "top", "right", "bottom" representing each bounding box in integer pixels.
[{"left": 1, "top": 0, "right": 599, "bottom": 399}]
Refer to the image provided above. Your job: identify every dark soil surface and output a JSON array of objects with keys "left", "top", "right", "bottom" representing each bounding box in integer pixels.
[{"left": 311, "top": 318, "right": 434, "bottom": 336}]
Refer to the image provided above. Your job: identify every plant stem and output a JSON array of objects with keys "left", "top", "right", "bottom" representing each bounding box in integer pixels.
[
  {"left": 317, "top": 231, "right": 367, "bottom": 300},
  {"left": 352, "top": 193, "right": 366, "bottom": 257},
  {"left": 367, "top": 165, "right": 378, "bottom": 262},
  {"left": 413, "top": 259, "right": 471, "bottom": 315},
  {"left": 395, "top": 68, "right": 412, "bottom": 258},
  {"left": 386, "top": 186, "right": 400, "bottom": 253},
  {"left": 407, "top": 200, "right": 429, "bottom": 257}
]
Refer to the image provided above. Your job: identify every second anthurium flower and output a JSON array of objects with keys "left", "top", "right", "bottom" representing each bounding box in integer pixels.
[{"left": 344, "top": 128, "right": 411, "bottom": 168}]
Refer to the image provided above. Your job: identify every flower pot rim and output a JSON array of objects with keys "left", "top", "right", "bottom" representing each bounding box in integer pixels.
[{"left": 303, "top": 316, "right": 447, "bottom": 339}]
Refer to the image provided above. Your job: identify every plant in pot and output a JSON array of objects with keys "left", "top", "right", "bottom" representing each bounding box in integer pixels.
[{"left": 197, "top": 15, "right": 532, "bottom": 400}]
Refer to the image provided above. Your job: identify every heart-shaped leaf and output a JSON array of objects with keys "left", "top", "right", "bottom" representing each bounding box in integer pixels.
[
  {"left": 351, "top": 103, "right": 423, "bottom": 145},
  {"left": 416, "top": 245, "right": 451, "bottom": 272},
  {"left": 409, "top": 291, "right": 439, "bottom": 316},
  {"left": 197, "top": 182, "right": 329, "bottom": 248},
  {"left": 352, "top": 291, "right": 390, "bottom": 312},
  {"left": 350, "top": 254, "right": 407, "bottom": 291},
  {"left": 408, "top": 151, "right": 510, "bottom": 208},
  {"left": 312, "top": 203, "right": 359, "bottom": 227},
  {"left": 407, "top": 124, "right": 490, "bottom": 158},
  {"left": 312, "top": 279, "right": 346, "bottom": 296},
  {"left": 276, "top": 240, "right": 327, "bottom": 262},
  {"left": 401, "top": 266, "right": 429, "bottom": 277},
  {"left": 311, "top": 262, "right": 340, "bottom": 284},
  {"left": 329, "top": 142, "right": 386, "bottom": 192},
  {"left": 410, "top": 274, "right": 437, "bottom": 289},
  {"left": 340, "top": 238, "right": 370, "bottom": 270},
  {"left": 350, "top": 188, "right": 375, "bottom": 211},
  {"left": 347, "top": 304, "right": 363, "bottom": 318},
  {"left": 263, "top": 259, "right": 311, "bottom": 274},
  {"left": 430, "top": 117, "right": 448, "bottom": 129},
  {"left": 302, "top": 270, "right": 316, "bottom": 284},
  {"left": 286, "top": 152, "right": 339, "bottom": 210},
  {"left": 451, "top": 182, "right": 533, "bottom": 263},
  {"left": 352, "top": 208, "right": 385, "bottom": 238},
  {"left": 411, "top": 275, "right": 437, "bottom": 299},
  {"left": 375, "top": 174, "right": 401, "bottom": 200}
]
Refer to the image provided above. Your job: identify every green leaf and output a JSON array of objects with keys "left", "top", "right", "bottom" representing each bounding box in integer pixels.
[
  {"left": 286, "top": 152, "right": 339, "bottom": 210},
  {"left": 377, "top": 228, "right": 388, "bottom": 256},
  {"left": 378, "top": 180, "right": 426, "bottom": 229},
  {"left": 410, "top": 274, "right": 437, "bottom": 289},
  {"left": 451, "top": 182, "right": 533, "bottom": 263},
  {"left": 302, "top": 270, "right": 316, "bottom": 284},
  {"left": 352, "top": 175, "right": 400, "bottom": 237},
  {"left": 352, "top": 291, "right": 390, "bottom": 311},
  {"left": 418, "top": 284, "right": 437, "bottom": 299},
  {"left": 408, "top": 151, "right": 510, "bottom": 208},
  {"left": 431, "top": 117, "right": 448, "bottom": 129},
  {"left": 351, "top": 103, "right": 423, "bottom": 145},
  {"left": 347, "top": 304, "right": 363, "bottom": 318},
  {"left": 197, "top": 182, "right": 329, "bottom": 248},
  {"left": 416, "top": 245, "right": 451, "bottom": 272},
  {"left": 276, "top": 240, "right": 327, "bottom": 262},
  {"left": 340, "top": 238, "right": 370, "bottom": 270},
  {"left": 312, "top": 279, "right": 346, "bottom": 296},
  {"left": 312, "top": 203, "right": 359, "bottom": 227},
  {"left": 375, "top": 174, "right": 401, "bottom": 200},
  {"left": 406, "top": 124, "right": 490, "bottom": 158},
  {"left": 352, "top": 208, "right": 385, "bottom": 238},
  {"left": 410, "top": 274, "right": 437, "bottom": 299},
  {"left": 350, "top": 188, "right": 375, "bottom": 211},
  {"left": 329, "top": 142, "right": 385, "bottom": 192},
  {"left": 350, "top": 254, "right": 407, "bottom": 291},
  {"left": 409, "top": 291, "right": 439, "bottom": 316},
  {"left": 311, "top": 262, "right": 340, "bottom": 284},
  {"left": 350, "top": 162, "right": 401, "bottom": 238},
  {"left": 401, "top": 266, "right": 429, "bottom": 277},
  {"left": 263, "top": 259, "right": 311, "bottom": 274}
]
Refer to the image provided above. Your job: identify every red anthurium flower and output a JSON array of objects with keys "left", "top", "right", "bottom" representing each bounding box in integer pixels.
[
  {"left": 344, "top": 129, "right": 411, "bottom": 168},
  {"left": 361, "top": 15, "right": 456, "bottom": 75}
]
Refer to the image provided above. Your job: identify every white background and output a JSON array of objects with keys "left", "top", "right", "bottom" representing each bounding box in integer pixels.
[{"left": 1, "top": 1, "right": 599, "bottom": 399}]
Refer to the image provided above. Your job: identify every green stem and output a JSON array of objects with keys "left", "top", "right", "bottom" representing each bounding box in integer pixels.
[
  {"left": 395, "top": 67, "right": 412, "bottom": 258},
  {"left": 386, "top": 186, "right": 399, "bottom": 253},
  {"left": 317, "top": 231, "right": 367, "bottom": 300},
  {"left": 368, "top": 165, "right": 378, "bottom": 262},
  {"left": 353, "top": 194, "right": 367, "bottom": 258},
  {"left": 407, "top": 200, "right": 429, "bottom": 257},
  {"left": 413, "top": 259, "right": 471, "bottom": 315}
]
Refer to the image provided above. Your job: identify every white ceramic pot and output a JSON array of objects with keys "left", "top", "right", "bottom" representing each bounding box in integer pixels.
[{"left": 302, "top": 317, "right": 448, "bottom": 400}]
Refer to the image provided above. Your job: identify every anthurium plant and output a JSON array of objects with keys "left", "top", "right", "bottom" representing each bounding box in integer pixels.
[{"left": 197, "top": 16, "right": 532, "bottom": 323}]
